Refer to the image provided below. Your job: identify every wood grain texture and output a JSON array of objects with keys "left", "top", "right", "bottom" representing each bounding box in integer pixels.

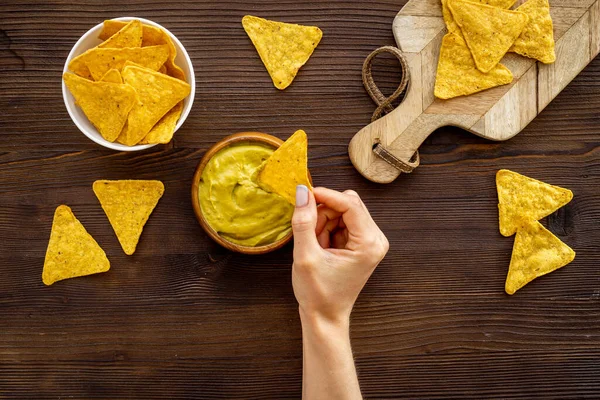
[
  {"left": 349, "top": 0, "right": 600, "bottom": 183},
  {"left": 1, "top": 0, "right": 600, "bottom": 398}
]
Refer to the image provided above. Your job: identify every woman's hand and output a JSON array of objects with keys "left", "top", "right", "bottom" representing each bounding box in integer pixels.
[
  {"left": 292, "top": 186, "right": 389, "bottom": 324},
  {"left": 292, "top": 186, "right": 388, "bottom": 400}
]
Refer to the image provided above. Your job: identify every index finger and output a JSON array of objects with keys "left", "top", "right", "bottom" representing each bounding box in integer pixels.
[
  {"left": 316, "top": 205, "right": 342, "bottom": 236},
  {"left": 313, "top": 187, "right": 372, "bottom": 232}
]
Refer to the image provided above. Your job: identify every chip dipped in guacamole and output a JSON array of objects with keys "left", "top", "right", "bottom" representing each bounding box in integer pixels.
[{"left": 198, "top": 143, "right": 294, "bottom": 247}]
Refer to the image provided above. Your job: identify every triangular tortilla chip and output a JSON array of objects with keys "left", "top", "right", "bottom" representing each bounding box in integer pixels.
[
  {"left": 258, "top": 130, "right": 312, "bottom": 205},
  {"left": 67, "top": 60, "right": 94, "bottom": 80},
  {"left": 509, "top": 0, "right": 556, "bottom": 63},
  {"left": 99, "top": 20, "right": 160, "bottom": 45},
  {"left": 93, "top": 180, "right": 165, "bottom": 255},
  {"left": 138, "top": 102, "right": 183, "bottom": 144},
  {"left": 442, "top": 0, "right": 516, "bottom": 35},
  {"left": 42, "top": 205, "right": 110, "bottom": 286},
  {"left": 63, "top": 72, "right": 137, "bottom": 142},
  {"left": 450, "top": 0, "right": 529, "bottom": 72},
  {"left": 442, "top": 0, "right": 461, "bottom": 34},
  {"left": 242, "top": 15, "right": 322, "bottom": 90},
  {"left": 139, "top": 25, "right": 186, "bottom": 81},
  {"left": 505, "top": 220, "right": 575, "bottom": 294},
  {"left": 98, "top": 19, "right": 143, "bottom": 49},
  {"left": 99, "top": 20, "right": 186, "bottom": 81},
  {"left": 84, "top": 45, "right": 170, "bottom": 81},
  {"left": 434, "top": 33, "right": 513, "bottom": 99},
  {"left": 68, "top": 20, "right": 143, "bottom": 80},
  {"left": 100, "top": 68, "right": 122, "bottom": 84},
  {"left": 116, "top": 65, "right": 190, "bottom": 146},
  {"left": 497, "top": 169, "right": 573, "bottom": 237}
]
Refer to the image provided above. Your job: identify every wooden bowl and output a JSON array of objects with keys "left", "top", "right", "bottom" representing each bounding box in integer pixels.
[{"left": 192, "top": 132, "right": 294, "bottom": 254}]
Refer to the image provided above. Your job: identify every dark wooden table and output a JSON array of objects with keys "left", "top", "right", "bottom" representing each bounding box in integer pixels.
[{"left": 1, "top": 1, "right": 599, "bottom": 398}]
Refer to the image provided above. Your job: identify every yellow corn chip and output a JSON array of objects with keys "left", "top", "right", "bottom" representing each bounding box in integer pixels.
[
  {"left": 497, "top": 169, "right": 573, "bottom": 237},
  {"left": 242, "top": 15, "right": 322, "bottom": 90},
  {"left": 42, "top": 205, "right": 110, "bottom": 286},
  {"left": 442, "top": 0, "right": 460, "bottom": 34},
  {"left": 93, "top": 180, "right": 165, "bottom": 255},
  {"left": 139, "top": 102, "right": 183, "bottom": 144},
  {"left": 505, "top": 220, "right": 575, "bottom": 294},
  {"left": 98, "top": 19, "right": 152, "bottom": 43},
  {"left": 63, "top": 72, "right": 137, "bottom": 142},
  {"left": 84, "top": 45, "right": 169, "bottom": 81},
  {"left": 67, "top": 60, "right": 94, "bottom": 81},
  {"left": 450, "top": 0, "right": 529, "bottom": 72},
  {"left": 158, "top": 64, "right": 167, "bottom": 74},
  {"left": 258, "top": 130, "right": 312, "bottom": 205},
  {"left": 100, "top": 68, "right": 122, "bottom": 84},
  {"left": 100, "top": 20, "right": 163, "bottom": 47},
  {"left": 434, "top": 33, "right": 513, "bottom": 99},
  {"left": 509, "top": 0, "right": 555, "bottom": 63},
  {"left": 122, "top": 60, "right": 144, "bottom": 69},
  {"left": 68, "top": 20, "right": 142, "bottom": 80},
  {"left": 442, "top": 0, "right": 516, "bottom": 35},
  {"left": 116, "top": 65, "right": 190, "bottom": 146},
  {"left": 99, "top": 21, "right": 129, "bottom": 38},
  {"left": 139, "top": 26, "right": 186, "bottom": 81},
  {"left": 99, "top": 20, "right": 186, "bottom": 81},
  {"left": 98, "top": 19, "right": 143, "bottom": 49}
]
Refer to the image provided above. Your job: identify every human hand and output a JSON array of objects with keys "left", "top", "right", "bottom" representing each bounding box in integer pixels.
[{"left": 291, "top": 186, "right": 389, "bottom": 325}]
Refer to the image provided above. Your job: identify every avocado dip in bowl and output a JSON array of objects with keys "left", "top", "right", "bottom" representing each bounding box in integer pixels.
[{"left": 192, "top": 132, "right": 302, "bottom": 254}]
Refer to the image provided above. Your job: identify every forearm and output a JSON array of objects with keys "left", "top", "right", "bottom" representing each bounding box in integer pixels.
[{"left": 300, "top": 309, "right": 362, "bottom": 400}]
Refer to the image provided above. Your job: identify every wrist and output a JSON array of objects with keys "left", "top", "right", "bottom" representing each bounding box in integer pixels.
[
  {"left": 299, "top": 307, "right": 351, "bottom": 335},
  {"left": 298, "top": 307, "right": 362, "bottom": 400}
]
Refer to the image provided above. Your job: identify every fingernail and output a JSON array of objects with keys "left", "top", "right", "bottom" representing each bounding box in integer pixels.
[{"left": 295, "top": 185, "right": 309, "bottom": 207}]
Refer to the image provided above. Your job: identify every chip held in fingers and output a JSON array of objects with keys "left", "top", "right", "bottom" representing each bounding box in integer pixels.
[
  {"left": 496, "top": 169, "right": 573, "bottom": 237},
  {"left": 258, "top": 130, "right": 312, "bottom": 206},
  {"left": 505, "top": 220, "right": 575, "bottom": 295},
  {"left": 43, "top": 205, "right": 110, "bottom": 286},
  {"left": 449, "top": 0, "right": 529, "bottom": 73},
  {"left": 93, "top": 180, "right": 165, "bottom": 255},
  {"left": 242, "top": 15, "right": 322, "bottom": 90}
]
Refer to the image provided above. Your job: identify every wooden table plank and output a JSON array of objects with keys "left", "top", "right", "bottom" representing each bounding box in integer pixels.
[{"left": 1, "top": 0, "right": 599, "bottom": 398}]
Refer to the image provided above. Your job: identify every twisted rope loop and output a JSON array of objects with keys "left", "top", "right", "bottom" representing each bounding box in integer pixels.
[{"left": 362, "top": 46, "right": 419, "bottom": 173}]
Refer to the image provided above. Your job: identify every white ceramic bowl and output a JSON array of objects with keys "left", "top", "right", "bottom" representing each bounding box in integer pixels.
[{"left": 62, "top": 17, "right": 195, "bottom": 151}]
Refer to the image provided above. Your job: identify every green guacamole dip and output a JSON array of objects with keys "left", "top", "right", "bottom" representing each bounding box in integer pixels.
[{"left": 198, "top": 143, "right": 294, "bottom": 247}]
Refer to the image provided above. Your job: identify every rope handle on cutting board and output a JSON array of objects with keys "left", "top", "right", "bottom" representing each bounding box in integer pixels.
[{"left": 361, "top": 46, "right": 419, "bottom": 174}]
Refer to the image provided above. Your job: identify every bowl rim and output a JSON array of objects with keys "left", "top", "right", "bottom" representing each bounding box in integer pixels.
[
  {"left": 62, "top": 16, "right": 195, "bottom": 152},
  {"left": 191, "top": 132, "right": 295, "bottom": 255}
]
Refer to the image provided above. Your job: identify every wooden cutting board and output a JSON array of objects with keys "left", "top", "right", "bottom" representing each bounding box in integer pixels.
[{"left": 349, "top": 0, "right": 600, "bottom": 183}]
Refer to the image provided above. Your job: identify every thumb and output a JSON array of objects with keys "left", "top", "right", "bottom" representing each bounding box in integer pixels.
[{"left": 292, "top": 185, "right": 320, "bottom": 256}]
